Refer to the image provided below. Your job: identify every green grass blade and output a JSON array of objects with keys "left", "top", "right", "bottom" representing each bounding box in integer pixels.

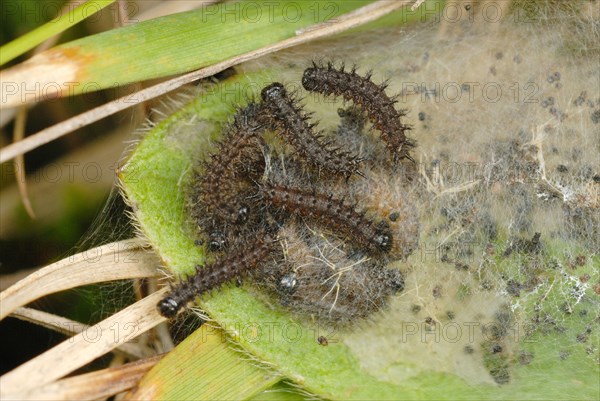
[
  {"left": 0, "top": 0, "right": 116, "bottom": 66},
  {"left": 129, "top": 324, "right": 280, "bottom": 400},
  {"left": 1, "top": 0, "right": 373, "bottom": 100}
]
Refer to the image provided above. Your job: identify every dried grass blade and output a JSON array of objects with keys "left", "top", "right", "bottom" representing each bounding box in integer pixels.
[
  {"left": 0, "top": 289, "right": 167, "bottom": 395},
  {"left": 0, "top": 238, "right": 159, "bottom": 320}
]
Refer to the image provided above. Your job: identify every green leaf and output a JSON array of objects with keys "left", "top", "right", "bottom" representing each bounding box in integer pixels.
[
  {"left": 118, "top": 2, "right": 599, "bottom": 395},
  {"left": 120, "top": 69, "right": 598, "bottom": 399}
]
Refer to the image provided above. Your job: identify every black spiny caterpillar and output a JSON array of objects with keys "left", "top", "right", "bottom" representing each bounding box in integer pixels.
[
  {"left": 302, "top": 62, "right": 414, "bottom": 162},
  {"left": 261, "top": 82, "right": 363, "bottom": 179},
  {"left": 158, "top": 229, "right": 278, "bottom": 318},
  {"left": 259, "top": 182, "right": 393, "bottom": 254},
  {"left": 192, "top": 103, "right": 266, "bottom": 250}
]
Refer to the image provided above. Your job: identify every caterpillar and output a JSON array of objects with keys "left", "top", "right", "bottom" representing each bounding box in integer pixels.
[
  {"left": 193, "top": 103, "right": 267, "bottom": 249},
  {"left": 259, "top": 182, "right": 393, "bottom": 254},
  {"left": 302, "top": 62, "right": 414, "bottom": 162},
  {"left": 260, "top": 83, "right": 363, "bottom": 179},
  {"left": 158, "top": 228, "right": 279, "bottom": 318}
]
